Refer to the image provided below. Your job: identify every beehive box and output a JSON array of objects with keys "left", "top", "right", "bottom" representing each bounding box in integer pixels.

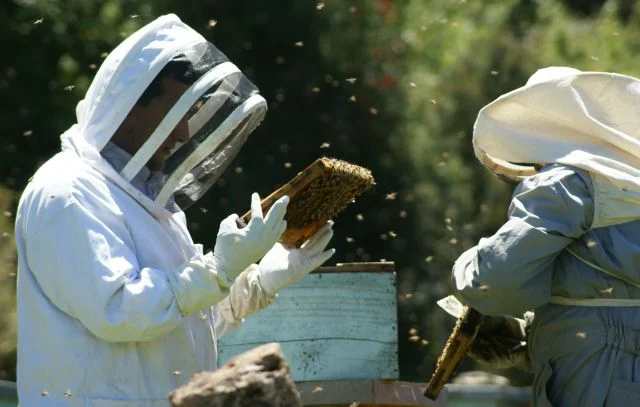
[{"left": 217, "top": 262, "right": 399, "bottom": 382}]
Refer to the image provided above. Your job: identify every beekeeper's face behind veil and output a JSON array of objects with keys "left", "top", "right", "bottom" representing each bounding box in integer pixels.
[
  {"left": 111, "top": 63, "right": 193, "bottom": 173},
  {"left": 62, "top": 14, "right": 267, "bottom": 215}
]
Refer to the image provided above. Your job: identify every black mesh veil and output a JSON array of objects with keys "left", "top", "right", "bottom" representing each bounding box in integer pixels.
[{"left": 115, "top": 41, "right": 267, "bottom": 211}]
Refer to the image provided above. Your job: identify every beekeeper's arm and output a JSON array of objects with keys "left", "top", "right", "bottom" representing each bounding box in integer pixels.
[
  {"left": 214, "top": 221, "right": 335, "bottom": 335},
  {"left": 26, "top": 193, "right": 288, "bottom": 343},
  {"left": 452, "top": 164, "right": 594, "bottom": 316}
]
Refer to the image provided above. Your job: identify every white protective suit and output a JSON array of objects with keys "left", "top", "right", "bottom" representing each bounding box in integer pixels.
[{"left": 14, "top": 14, "right": 287, "bottom": 406}]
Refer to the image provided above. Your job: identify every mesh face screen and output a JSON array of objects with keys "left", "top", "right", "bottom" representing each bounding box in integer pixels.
[{"left": 113, "top": 41, "right": 267, "bottom": 210}]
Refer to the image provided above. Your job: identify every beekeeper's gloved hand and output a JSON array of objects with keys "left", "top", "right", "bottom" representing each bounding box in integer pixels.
[
  {"left": 213, "top": 193, "right": 288, "bottom": 282},
  {"left": 468, "top": 312, "right": 534, "bottom": 372},
  {"left": 257, "top": 221, "right": 335, "bottom": 295}
]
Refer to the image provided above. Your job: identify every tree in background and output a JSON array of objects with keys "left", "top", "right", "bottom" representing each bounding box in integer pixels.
[
  {"left": 0, "top": 186, "right": 17, "bottom": 381},
  {"left": 2, "top": 0, "right": 640, "bottom": 386}
]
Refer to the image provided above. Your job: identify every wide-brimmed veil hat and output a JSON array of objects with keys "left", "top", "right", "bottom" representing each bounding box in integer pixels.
[{"left": 473, "top": 66, "right": 640, "bottom": 228}]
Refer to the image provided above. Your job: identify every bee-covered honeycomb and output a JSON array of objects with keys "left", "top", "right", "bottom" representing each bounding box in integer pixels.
[{"left": 281, "top": 157, "right": 375, "bottom": 246}]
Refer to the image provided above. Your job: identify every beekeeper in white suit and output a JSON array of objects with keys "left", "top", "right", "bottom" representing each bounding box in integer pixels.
[
  {"left": 14, "top": 14, "right": 334, "bottom": 406},
  {"left": 448, "top": 66, "right": 640, "bottom": 406}
]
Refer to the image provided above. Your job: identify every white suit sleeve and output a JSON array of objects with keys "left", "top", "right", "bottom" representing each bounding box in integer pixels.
[
  {"left": 213, "top": 264, "right": 276, "bottom": 338},
  {"left": 25, "top": 199, "right": 231, "bottom": 343}
]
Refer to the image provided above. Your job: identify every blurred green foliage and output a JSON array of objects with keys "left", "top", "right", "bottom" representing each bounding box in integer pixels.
[
  {"left": 2, "top": 0, "right": 640, "bottom": 386},
  {"left": 0, "top": 186, "right": 17, "bottom": 382}
]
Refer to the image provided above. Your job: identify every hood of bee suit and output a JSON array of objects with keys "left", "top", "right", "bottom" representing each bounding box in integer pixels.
[
  {"left": 60, "top": 14, "right": 267, "bottom": 219},
  {"left": 473, "top": 66, "right": 640, "bottom": 228}
]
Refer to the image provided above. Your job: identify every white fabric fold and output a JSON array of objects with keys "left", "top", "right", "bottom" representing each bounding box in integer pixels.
[
  {"left": 217, "top": 264, "right": 276, "bottom": 323},
  {"left": 474, "top": 66, "right": 640, "bottom": 228},
  {"left": 166, "top": 251, "right": 233, "bottom": 317}
]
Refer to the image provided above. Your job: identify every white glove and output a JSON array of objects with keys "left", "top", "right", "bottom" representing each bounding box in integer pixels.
[
  {"left": 257, "top": 221, "right": 335, "bottom": 295},
  {"left": 212, "top": 193, "right": 288, "bottom": 281}
]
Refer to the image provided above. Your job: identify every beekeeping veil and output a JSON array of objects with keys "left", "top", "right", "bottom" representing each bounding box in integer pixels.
[
  {"left": 473, "top": 66, "right": 640, "bottom": 229},
  {"left": 60, "top": 14, "right": 266, "bottom": 216}
]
